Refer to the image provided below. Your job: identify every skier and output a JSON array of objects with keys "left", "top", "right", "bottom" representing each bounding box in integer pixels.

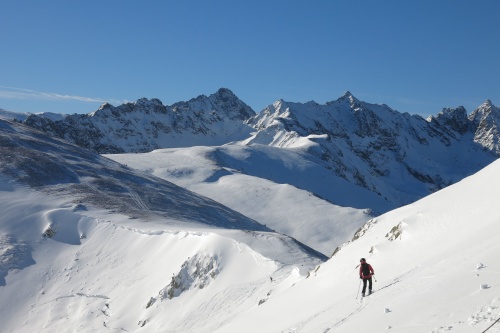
[{"left": 359, "top": 258, "right": 375, "bottom": 297}]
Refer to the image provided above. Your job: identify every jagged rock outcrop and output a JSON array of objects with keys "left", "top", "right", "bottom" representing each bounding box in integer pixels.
[
  {"left": 24, "top": 88, "right": 256, "bottom": 153},
  {"left": 468, "top": 100, "right": 500, "bottom": 156}
]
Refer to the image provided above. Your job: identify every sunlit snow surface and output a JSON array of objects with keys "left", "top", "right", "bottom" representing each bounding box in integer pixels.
[
  {"left": 106, "top": 145, "right": 377, "bottom": 256},
  {"left": 1, "top": 118, "right": 500, "bottom": 332},
  {"left": 217, "top": 159, "right": 500, "bottom": 333}
]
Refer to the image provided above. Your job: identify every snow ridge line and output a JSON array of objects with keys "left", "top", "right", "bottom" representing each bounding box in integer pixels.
[{"left": 95, "top": 219, "right": 209, "bottom": 237}]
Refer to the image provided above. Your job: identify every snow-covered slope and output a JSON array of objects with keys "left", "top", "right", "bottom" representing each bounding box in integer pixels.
[
  {"left": 0, "top": 118, "right": 330, "bottom": 332},
  {"left": 0, "top": 118, "right": 328, "bottom": 256},
  {"left": 3, "top": 139, "right": 499, "bottom": 332},
  {"left": 0, "top": 119, "right": 268, "bottom": 231},
  {"left": 23, "top": 88, "right": 255, "bottom": 153},
  {"left": 214, "top": 158, "right": 500, "bottom": 333},
  {"left": 0, "top": 184, "right": 304, "bottom": 332}
]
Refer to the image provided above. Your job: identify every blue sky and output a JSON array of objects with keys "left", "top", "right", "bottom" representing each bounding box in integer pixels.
[{"left": 1, "top": 1, "right": 499, "bottom": 117}]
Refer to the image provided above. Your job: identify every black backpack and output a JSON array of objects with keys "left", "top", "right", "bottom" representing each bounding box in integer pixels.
[{"left": 361, "top": 263, "right": 370, "bottom": 276}]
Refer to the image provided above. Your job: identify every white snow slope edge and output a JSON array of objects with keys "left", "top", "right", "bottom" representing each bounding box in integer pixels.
[{"left": 216, "top": 158, "right": 500, "bottom": 333}]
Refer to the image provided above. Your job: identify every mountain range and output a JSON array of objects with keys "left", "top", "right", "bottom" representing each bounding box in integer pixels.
[{"left": 20, "top": 89, "right": 500, "bottom": 211}]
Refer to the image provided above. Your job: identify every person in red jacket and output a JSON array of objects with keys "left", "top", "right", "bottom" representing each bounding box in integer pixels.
[{"left": 359, "top": 258, "right": 375, "bottom": 297}]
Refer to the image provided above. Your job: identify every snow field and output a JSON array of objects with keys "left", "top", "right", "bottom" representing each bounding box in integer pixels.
[
  {"left": 107, "top": 145, "right": 374, "bottom": 256},
  {"left": 215, "top": 159, "right": 500, "bottom": 332},
  {"left": 0, "top": 184, "right": 287, "bottom": 332}
]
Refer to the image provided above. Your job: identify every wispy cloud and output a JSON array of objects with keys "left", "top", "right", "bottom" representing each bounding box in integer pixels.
[{"left": 0, "top": 86, "right": 127, "bottom": 105}]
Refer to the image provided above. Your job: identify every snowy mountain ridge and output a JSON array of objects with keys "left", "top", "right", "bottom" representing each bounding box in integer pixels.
[
  {"left": 23, "top": 88, "right": 255, "bottom": 153},
  {"left": 245, "top": 92, "right": 498, "bottom": 207},
  {"left": 19, "top": 89, "right": 500, "bottom": 210}
]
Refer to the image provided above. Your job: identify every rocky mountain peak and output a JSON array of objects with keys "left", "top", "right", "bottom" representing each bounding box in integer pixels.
[
  {"left": 135, "top": 97, "right": 165, "bottom": 107},
  {"left": 326, "top": 91, "right": 360, "bottom": 109},
  {"left": 98, "top": 102, "right": 114, "bottom": 111},
  {"left": 468, "top": 100, "right": 500, "bottom": 156},
  {"left": 469, "top": 99, "right": 499, "bottom": 123},
  {"left": 22, "top": 89, "right": 256, "bottom": 153},
  {"left": 209, "top": 88, "right": 256, "bottom": 120},
  {"left": 430, "top": 106, "right": 469, "bottom": 135},
  {"left": 482, "top": 99, "right": 493, "bottom": 108},
  {"left": 342, "top": 90, "right": 359, "bottom": 104},
  {"left": 342, "top": 90, "right": 356, "bottom": 101},
  {"left": 270, "top": 99, "right": 288, "bottom": 113},
  {"left": 212, "top": 87, "right": 237, "bottom": 100}
]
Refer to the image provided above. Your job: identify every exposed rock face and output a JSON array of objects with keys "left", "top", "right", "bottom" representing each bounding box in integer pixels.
[{"left": 468, "top": 100, "right": 500, "bottom": 156}]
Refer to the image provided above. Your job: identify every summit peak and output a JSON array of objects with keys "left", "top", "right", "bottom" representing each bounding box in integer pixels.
[
  {"left": 213, "top": 87, "right": 236, "bottom": 99},
  {"left": 481, "top": 99, "right": 493, "bottom": 108},
  {"left": 343, "top": 91, "right": 354, "bottom": 98},
  {"left": 327, "top": 91, "right": 359, "bottom": 106}
]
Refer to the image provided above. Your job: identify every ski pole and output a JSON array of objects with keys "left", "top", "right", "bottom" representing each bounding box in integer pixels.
[{"left": 355, "top": 279, "right": 362, "bottom": 299}]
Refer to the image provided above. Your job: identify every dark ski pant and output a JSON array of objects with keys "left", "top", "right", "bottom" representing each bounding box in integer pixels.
[{"left": 362, "top": 277, "right": 372, "bottom": 294}]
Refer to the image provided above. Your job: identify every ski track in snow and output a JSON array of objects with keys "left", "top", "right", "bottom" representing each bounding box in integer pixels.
[
  {"left": 282, "top": 265, "right": 421, "bottom": 333},
  {"left": 127, "top": 186, "right": 150, "bottom": 212}
]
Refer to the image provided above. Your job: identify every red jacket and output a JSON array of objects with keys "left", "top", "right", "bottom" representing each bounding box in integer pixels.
[{"left": 359, "top": 263, "right": 374, "bottom": 279}]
